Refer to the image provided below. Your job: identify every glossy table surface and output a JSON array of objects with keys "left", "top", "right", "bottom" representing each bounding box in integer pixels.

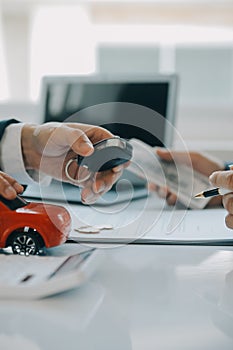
[{"left": 0, "top": 242, "right": 233, "bottom": 350}]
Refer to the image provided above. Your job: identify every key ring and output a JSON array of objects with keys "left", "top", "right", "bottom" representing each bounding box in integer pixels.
[
  {"left": 65, "top": 158, "right": 91, "bottom": 184},
  {"left": 65, "top": 137, "right": 133, "bottom": 184}
]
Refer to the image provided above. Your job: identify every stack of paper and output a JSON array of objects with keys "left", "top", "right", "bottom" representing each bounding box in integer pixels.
[{"left": 69, "top": 201, "right": 233, "bottom": 246}]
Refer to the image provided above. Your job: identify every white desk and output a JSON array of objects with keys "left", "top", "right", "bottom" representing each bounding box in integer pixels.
[{"left": 0, "top": 242, "right": 233, "bottom": 349}]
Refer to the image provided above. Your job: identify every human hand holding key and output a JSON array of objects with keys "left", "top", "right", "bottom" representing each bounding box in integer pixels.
[{"left": 65, "top": 137, "right": 132, "bottom": 204}]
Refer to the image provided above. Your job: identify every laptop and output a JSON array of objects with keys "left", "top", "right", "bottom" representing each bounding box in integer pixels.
[{"left": 24, "top": 74, "right": 178, "bottom": 204}]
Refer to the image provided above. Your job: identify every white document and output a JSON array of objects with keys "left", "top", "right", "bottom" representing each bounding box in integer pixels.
[
  {"left": 0, "top": 248, "right": 100, "bottom": 299},
  {"left": 127, "top": 139, "right": 211, "bottom": 209},
  {"left": 69, "top": 199, "right": 233, "bottom": 246}
]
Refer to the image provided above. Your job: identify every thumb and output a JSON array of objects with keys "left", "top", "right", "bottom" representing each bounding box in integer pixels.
[
  {"left": 209, "top": 170, "right": 233, "bottom": 190},
  {"left": 156, "top": 148, "right": 191, "bottom": 165},
  {"left": 156, "top": 148, "right": 173, "bottom": 161},
  {"left": 63, "top": 126, "right": 94, "bottom": 157}
]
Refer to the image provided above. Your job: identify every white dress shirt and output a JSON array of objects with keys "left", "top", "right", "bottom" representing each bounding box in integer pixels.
[{"left": 0, "top": 123, "right": 51, "bottom": 185}]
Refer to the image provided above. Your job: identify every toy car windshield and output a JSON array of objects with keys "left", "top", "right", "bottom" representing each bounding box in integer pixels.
[{"left": 0, "top": 195, "right": 28, "bottom": 210}]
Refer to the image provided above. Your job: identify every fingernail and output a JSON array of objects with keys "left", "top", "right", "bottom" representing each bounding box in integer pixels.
[
  {"left": 113, "top": 165, "right": 124, "bottom": 173},
  {"left": 4, "top": 187, "right": 16, "bottom": 197},
  {"left": 82, "top": 193, "right": 96, "bottom": 204},
  {"left": 14, "top": 183, "right": 24, "bottom": 192},
  {"left": 209, "top": 173, "right": 214, "bottom": 182},
  {"left": 79, "top": 141, "right": 93, "bottom": 153}
]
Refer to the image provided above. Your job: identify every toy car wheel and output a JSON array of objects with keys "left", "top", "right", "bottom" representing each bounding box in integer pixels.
[{"left": 10, "top": 231, "right": 44, "bottom": 256}]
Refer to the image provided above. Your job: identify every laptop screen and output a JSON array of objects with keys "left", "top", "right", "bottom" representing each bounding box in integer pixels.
[{"left": 41, "top": 75, "right": 177, "bottom": 147}]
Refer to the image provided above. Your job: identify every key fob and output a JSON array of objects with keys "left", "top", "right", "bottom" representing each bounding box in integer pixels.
[{"left": 77, "top": 137, "right": 132, "bottom": 172}]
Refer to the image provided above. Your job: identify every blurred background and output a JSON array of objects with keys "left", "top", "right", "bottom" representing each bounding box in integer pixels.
[{"left": 0, "top": 0, "right": 233, "bottom": 157}]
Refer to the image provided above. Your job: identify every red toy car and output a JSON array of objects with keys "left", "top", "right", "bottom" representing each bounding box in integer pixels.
[{"left": 0, "top": 195, "right": 71, "bottom": 255}]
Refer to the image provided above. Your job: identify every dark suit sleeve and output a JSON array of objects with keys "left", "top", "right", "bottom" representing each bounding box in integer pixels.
[
  {"left": 0, "top": 119, "right": 20, "bottom": 172},
  {"left": 0, "top": 119, "right": 20, "bottom": 141}
]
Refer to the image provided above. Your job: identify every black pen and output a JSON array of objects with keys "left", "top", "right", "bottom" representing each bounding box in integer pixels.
[{"left": 195, "top": 188, "right": 231, "bottom": 198}]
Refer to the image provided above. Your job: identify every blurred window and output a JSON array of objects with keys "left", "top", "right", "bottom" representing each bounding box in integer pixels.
[
  {"left": 0, "top": 7, "right": 9, "bottom": 101},
  {"left": 29, "top": 5, "right": 96, "bottom": 100}
]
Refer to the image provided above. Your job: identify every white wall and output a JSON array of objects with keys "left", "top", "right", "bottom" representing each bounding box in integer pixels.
[
  {"left": 0, "top": 1, "right": 233, "bottom": 155},
  {"left": 2, "top": 12, "right": 29, "bottom": 101}
]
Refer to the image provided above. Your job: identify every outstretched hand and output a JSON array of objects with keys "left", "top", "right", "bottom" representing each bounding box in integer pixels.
[
  {"left": 149, "top": 148, "right": 224, "bottom": 207},
  {"left": 21, "top": 122, "right": 127, "bottom": 204}
]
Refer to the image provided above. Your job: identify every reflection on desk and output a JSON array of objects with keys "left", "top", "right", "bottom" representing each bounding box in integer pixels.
[{"left": 0, "top": 245, "right": 233, "bottom": 349}]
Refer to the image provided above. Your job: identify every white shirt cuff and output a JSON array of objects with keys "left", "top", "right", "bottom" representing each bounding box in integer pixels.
[{"left": 0, "top": 123, "right": 52, "bottom": 186}]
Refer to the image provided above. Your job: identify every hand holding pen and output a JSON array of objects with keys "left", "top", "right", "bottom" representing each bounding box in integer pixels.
[
  {"left": 195, "top": 167, "right": 233, "bottom": 229},
  {"left": 150, "top": 149, "right": 224, "bottom": 207},
  {"left": 195, "top": 187, "right": 231, "bottom": 198}
]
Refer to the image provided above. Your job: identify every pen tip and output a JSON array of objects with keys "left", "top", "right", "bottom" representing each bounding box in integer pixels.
[{"left": 194, "top": 192, "right": 203, "bottom": 198}]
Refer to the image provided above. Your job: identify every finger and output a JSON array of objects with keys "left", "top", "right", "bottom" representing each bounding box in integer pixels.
[
  {"left": 0, "top": 172, "right": 23, "bottom": 199},
  {"left": 61, "top": 126, "right": 94, "bottom": 156},
  {"left": 148, "top": 183, "right": 159, "bottom": 192},
  {"left": 81, "top": 188, "right": 100, "bottom": 205},
  {"left": 81, "top": 183, "right": 106, "bottom": 204},
  {"left": 81, "top": 169, "right": 123, "bottom": 204},
  {"left": 67, "top": 123, "right": 114, "bottom": 145},
  {"left": 225, "top": 213, "right": 233, "bottom": 229},
  {"left": 112, "top": 162, "right": 129, "bottom": 173},
  {"left": 81, "top": 164, "right": 126, "bottom": 195},
  {"left": 166, "top": 193, "right": 177, "bottom": 206},
  {"left": 156, "top": 148, "right": 173, "bottom": 161},
  {"left": 156, "top": 148, "right": 191, "bottom": 166},
  {"left": 222, "top": 193, "right": 233, "bottom": 214},
  {"left": 209, "top": 170, "right": 233, "bottom": 190},
  {"left": 77, "top": 124, "right": 114, "bottom": 144},
  {"left": 0, "top": 172, "right": 24, "bottom": 192},
  {"left": 92, "top": 169, "right": 123, "bottom": 194},
  {"left": 43, "top": 124, "right": 94, "bottom": 157},
  {"left": 157, "top": 186, "right": 170, "bottom": 199}
]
